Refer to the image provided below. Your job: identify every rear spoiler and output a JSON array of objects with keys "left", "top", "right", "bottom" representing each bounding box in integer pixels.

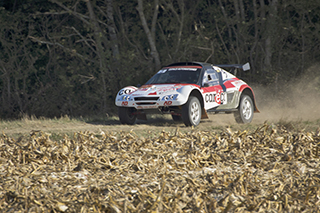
[
  {"left": 213, "top": 62, "right": 250, "bottom": 76},
  {"left": 214, "top": 62, "right": 250, "bottom": 71}
]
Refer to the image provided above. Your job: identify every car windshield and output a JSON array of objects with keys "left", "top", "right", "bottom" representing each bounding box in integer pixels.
[{"left": 145, "top": 67, "right": 201, "bottom": 84}]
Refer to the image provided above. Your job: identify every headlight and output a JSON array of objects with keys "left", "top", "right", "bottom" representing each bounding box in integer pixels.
[
  {"left": 161, "top": 94, "right": 178, "bottom": 101},
  {"left": 121, "top": 96, "right": 132, "bottom": 101}
]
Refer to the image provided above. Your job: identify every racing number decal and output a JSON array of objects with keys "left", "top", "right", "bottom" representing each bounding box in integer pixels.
[{"left": 164, "top": 101, "right": 172, "bottom": 106}]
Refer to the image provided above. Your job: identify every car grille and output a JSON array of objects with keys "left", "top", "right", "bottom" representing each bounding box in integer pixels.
[
  {"left": 136, "top": 102, "right": 157, "bottom": 105},
  {"left": 134, "top": 97, "right": 159, "bottom": 105},
  {"left": 134, "top": 97, "right": 159, "bottom": 101}
]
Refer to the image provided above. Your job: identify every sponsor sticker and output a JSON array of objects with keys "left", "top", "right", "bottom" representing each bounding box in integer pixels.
[
  {"left": 164, "top": 101, "right": 172, "bottom": 106},
  {"left": 167, "top": 68, "right": 198, "bottom": 71},
  {"left": 215, "top": 93, "right": 221, "bottom": 104},
  {"left": 157, "top": 85, "right": 182, "bottom": 95},
  {"left": 231, "top": 80, "right": 245, "bottom": 87},
  {"left": 204, "top": 91, "right": 227, "bottom": 105},
  {"left": 205, "top": 93, "right": 215, "bottom": 103}
]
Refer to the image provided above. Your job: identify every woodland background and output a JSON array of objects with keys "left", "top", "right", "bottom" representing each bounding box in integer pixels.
[{"left": 0, "top": 0, "right": 319, "bottom": 119}]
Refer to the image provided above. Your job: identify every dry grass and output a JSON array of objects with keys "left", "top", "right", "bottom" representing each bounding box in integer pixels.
[{"left": 0, "top": 122, "right": 320, "bottom": 212}]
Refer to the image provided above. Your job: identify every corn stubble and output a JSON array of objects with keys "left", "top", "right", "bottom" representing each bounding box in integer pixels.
[{"left": 0, "top": 124, "right": 320, "bottom": 212}]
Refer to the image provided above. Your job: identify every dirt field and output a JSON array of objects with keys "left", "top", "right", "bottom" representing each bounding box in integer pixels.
[{"left": 1, "top": 109, "right": 320, "bottom": 141}]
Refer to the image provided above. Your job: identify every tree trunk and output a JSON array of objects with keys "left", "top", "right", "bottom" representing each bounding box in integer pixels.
[
  {"left": 161, "top": 0, "right": 185, "bottom": 60},
  {"left": 264, "top": 0, "right": 278, "bottom": 72},
  {"left": 300, "top": 12, "right": 305, "bottom": 75},
  {"left": 106, "top": 0, "right": 120, "bottom": 61},
  {"left": 105, "top": 0, "right": 124, "bottom": 88},
  {"left": 85, "top": 0, "right": 108, "bottom": 113},
  {"left": 233, "top": 0, "right": 240, "bottom": 22},
  {"left": 239, "top": 0, "right": 245, "bottom": 21},
  {"left": 137, "top": 0, "right": 161, "bottom": 70},
  {"left": 218, "top": 0, "right": 239, "bottom": 62},
  {"left": 250, "top": 0, "right": 259, "bottom": 77}
]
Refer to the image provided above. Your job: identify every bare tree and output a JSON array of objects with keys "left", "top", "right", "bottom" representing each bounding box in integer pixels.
[
  {"left": 85, "top": 0, "right": 109, "bottom": 113},
  {"left": 160, "top": 0, "right": 186, "bottom": 61},
  {"left": 137, "top": 0, "right": 161, "bottom": 70},
  {"left": 264, "top": 0, "right": 278, "bottom": 72}
]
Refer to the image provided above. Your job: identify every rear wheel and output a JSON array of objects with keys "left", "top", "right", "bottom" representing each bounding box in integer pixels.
[
  {"left": 118, "top": 107, "right": 137, "bottom": 125},
  {"left": 234, "top": 95, "right": 254, "bottom": 123},
  {"left": 182, "top": 96, "right": 201, "bottom": 126}
]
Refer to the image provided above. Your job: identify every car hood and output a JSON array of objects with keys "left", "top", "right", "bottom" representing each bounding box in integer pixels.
[{"left": 131, "top": 84, "right": 190, "bottom": 96}]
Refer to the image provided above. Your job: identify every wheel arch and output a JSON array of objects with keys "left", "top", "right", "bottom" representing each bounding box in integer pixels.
[
  {"left": 190, "top": 89, "right": 204, "bottom": 108},
  {"left": 240, "top": 87, "right": 260, "bottom": 113},
  {"left": 189, "top": 89, "right": 209, "bottom": 119}
]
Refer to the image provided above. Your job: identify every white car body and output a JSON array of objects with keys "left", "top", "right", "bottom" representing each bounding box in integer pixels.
[{"left": 115, "top": 62, "right": 259, "bottom": 126}]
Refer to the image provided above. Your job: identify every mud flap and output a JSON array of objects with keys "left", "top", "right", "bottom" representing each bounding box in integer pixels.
[
  {"left": 201, "top": 108, "right": 209, "bottom": 119},
  {"left": 253, "top": 100, "right": 260, "bottom": 113}
]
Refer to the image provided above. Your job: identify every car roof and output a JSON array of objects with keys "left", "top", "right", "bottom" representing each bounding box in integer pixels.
[{"left": 165, "top": 62, "right": 212, "bottom": 69}]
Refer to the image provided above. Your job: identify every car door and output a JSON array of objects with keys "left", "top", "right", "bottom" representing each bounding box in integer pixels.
[
  {"left": 201, "top": 68, "right": 226, "bottom": 110},
  {"left": 214, "top": 67, "right": 241, "bottom": 110}
]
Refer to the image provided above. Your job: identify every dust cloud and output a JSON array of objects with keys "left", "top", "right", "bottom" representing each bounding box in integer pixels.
[{"left": 252, "top": 64, "right": 320, "bottom": 123}]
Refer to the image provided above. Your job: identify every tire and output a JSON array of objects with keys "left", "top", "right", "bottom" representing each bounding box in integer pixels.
[
  {"left": 234, "top": 95, "right": 254, "bottom": 124},
  {"left": 118, "top": 107, "right": 137, "bottom": 125},
  {"left": 182, "top": 96, "right": 202, "bottom": 126},
  {"left": 171, "top": 114, "right": 182, "bottom": 122}
]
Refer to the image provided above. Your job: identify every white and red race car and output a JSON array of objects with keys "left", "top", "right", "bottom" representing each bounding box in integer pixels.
[{"left": 115, "top": 62, "right": 259, "bottom": 126}]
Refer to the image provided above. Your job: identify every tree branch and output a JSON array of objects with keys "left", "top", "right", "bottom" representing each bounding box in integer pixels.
[
  {"left": 49, "top": 0, "right": 110, "bottom": 29},
  {"left": 49, "top": 0, "right": 91, "bottom": 25},
  {"left": 67, "top": 26, "right": 97, "bottom": 54},
  {"left": 28, "top": 36, "right": 96, "bottom": 63}
]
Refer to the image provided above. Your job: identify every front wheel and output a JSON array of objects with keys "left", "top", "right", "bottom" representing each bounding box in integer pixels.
[
  {"left": 182, "top": 96, "right": 202, "bottom": 127},
  {"left": 234, "top": 95, "right": 254, "bottom": 123},
  {"left": 118, "top": 107, "right": 137, "bottom": 125}
]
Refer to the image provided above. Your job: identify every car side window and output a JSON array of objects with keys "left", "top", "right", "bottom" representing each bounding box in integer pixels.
[{"left": 203, "top": 69, "right": 219, "bottom": 86}]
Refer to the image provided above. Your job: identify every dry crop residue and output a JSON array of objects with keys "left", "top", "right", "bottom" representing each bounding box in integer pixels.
[{"left": 0, "top": 124, "right": 320, "bottom": 212}]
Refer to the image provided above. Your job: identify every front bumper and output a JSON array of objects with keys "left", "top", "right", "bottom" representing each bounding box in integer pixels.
[
  {"left": 115, "top": 94, "right": 187, "bottom": 109},
  {"left": 115, "top": 99, "right": 186, "bottom": 109}
]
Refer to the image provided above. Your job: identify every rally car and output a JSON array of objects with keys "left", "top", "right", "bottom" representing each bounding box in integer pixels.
[{"left": 115, "top": 62, "right": 259, "bottom": 126}]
